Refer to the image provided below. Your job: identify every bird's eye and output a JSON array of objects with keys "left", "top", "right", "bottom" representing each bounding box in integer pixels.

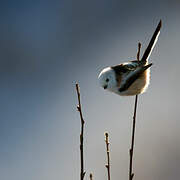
[{"left": 106, "top": 78, "right": 109, "bottom": 82}]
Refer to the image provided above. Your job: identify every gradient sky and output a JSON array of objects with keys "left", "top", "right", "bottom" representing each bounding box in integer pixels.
[{"left": 0, "top": 0, "right": 180, "bottom": 180}]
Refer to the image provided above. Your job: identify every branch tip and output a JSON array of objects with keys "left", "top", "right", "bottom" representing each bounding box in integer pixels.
[
  {"left": 137, "top": 42, "right": 142, "bottom": 61},
  {"left": 104, "top": 132, "right": 109, "bottom": 137},
  {"left": 90, "top": 173, "right": 93, "bottom": 180}
]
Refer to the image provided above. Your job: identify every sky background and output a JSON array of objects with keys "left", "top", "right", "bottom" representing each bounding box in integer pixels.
[{"left": 0, "top": 0, "right": 180, "bottom": 180}]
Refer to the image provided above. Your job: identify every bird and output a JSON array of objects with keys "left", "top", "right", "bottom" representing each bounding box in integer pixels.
[{"left": 98, "top": 20, "right": 162, "bottom": 96}]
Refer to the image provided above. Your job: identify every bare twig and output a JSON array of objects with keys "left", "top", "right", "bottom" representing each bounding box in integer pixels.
[
  {"left": 137, "top": 43, "right": 141, "bottom": 61},
  {"left": 76, "top": 83, "right": 86, "bottom": 180},
  {"left": 129, "top": 43, "right": 141, "bottom": 180},
  {"left": 90, "top": 173, "right": 93, "bottom": 180},
  {"left": 105, "top": 132, "right": 111, "bottom": 180}
]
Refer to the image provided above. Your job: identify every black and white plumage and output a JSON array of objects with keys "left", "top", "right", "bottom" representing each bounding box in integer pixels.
[{"left": 98, "top": 20, "right": 162, "bottom": 96}]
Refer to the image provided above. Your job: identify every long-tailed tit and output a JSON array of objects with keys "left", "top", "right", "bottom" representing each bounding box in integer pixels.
[{"left": 98, "top": 20, "right": 162, "bottom": 96}]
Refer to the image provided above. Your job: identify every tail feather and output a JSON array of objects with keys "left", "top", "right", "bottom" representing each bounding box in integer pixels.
[{"left": 141, "top": 20, "right": 162, "bottom": 62}]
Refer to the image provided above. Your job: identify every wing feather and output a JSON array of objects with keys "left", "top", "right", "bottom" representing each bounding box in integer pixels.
[{"left": 119, "top": 63, "right": 153, "bottom": 92}]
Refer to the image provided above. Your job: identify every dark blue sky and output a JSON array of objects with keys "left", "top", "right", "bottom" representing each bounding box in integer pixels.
[{"left": 0, "top": 0, "right": 180, "bottom": 179}]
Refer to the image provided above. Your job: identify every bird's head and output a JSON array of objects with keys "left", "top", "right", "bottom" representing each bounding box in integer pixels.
[{"left": 98, "top": 67, "right": 117, "bottom": 91}]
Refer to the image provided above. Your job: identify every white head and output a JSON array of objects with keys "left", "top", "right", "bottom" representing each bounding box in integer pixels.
[{"left": 98, "top": 67, "right": 117, "bottom": 91}]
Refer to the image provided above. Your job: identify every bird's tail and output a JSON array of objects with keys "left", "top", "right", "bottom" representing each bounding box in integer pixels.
[{"left": 141, "top": 20, "right": 162, "bottom": 62}]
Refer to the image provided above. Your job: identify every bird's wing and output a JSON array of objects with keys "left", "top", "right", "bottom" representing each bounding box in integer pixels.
[
  {"left": 141, "top": 20, "right": 162, "bottom": 62},
  {"left": 119, "top": 63, "right": 153, "bottom": 92},
  {"left": 111, "top": 61, "right": 144, "bottom": 75}
]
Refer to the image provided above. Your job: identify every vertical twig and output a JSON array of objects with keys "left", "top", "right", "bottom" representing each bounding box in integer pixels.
[
  {"left": 76, "top": 83, "right": 86, "bottom": 180},
  {"left": 105, "top": 132, "right": 111, "bottom": 180},
  {"left": 129, "top": 43, "right": 141, "bottom": 180},
  {"left": 137, "top": 43, "right": 141, "bottom": 61},
  {"left": 90, "top": 173, "right": 93, "bottom": 180}
]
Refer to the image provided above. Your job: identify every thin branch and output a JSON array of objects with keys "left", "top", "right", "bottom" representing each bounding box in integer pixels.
[
  {"left": 105, "top": 132, "right": 111, "bottom": 180},
  {"left": 76, "top": 83, "right": 86, "bottom": 180},
  {"left": 90, "top": 173, "right": 93, "bottom": 180},
  {"left": 129, "top": 95, "right": 138, "bottom": 180},
  {"left": 137, "top": 43, "right": 141, "bottom": 61},
  {"left": 129, "top": 42, "right": 141, "bottom": 180}
]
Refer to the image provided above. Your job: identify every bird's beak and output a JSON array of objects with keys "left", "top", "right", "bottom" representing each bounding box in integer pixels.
[{"left": 103, "top": 85, "right": 108, "bottom": 89}]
